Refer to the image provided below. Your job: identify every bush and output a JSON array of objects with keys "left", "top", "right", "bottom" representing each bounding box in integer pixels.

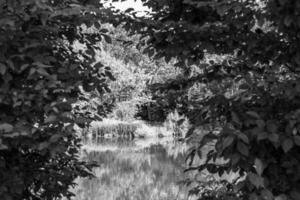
[
  {"left": 109, "top": 101, "right": 138, "bottom": 121},
  {"left": 164, "top": 110, "right": 191, "bottom": 138},
  {"left": 116, "top": 0, "right": 300, "bottom": 199},
  {"left": 0, "top": 1, "right": 114, "bottom": 199}
]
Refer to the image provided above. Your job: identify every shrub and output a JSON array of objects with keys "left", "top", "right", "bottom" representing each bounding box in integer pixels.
[
  {"left": 164, "top": 110, "right": 191, "bottom": 138},
  {"left": 109, "top": 101, "right": 138, "bottom": 121},
  {"left": 0, "top": 1, "right": 114, "bottom": 199},
  {"left": 116, "top": 0, "right": 300, "bottom": 199}
]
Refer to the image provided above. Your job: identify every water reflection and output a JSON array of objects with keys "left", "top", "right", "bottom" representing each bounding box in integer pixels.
[{"left": 72, "top": 137, "right": 192, "bottom": 200}]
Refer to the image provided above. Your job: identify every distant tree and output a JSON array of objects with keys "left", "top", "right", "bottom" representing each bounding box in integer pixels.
[
  {"left": 112, "top": 0, "right": 300, "bottom": 199},
  {"left": 0, "top": 0, "right": 116, "bottom": 199}
]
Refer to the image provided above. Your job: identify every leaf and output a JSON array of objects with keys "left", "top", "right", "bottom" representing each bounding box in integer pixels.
[
  {"left": 294, "top": 135, "right": 300, "bottom": 146},
  {"left": 254, "top": 158, "right": 265, "bottom": 176},
  {"left": 281, "top": 138, "right": 293, "bottom": 153},
  {"left": 38, "top": 142, "right": 49, "bottom": 150},
  {"left": 50, "top": 134, "right": 62, "bottom": 143},
  {"left": 248, "top": 172, "right": 264, "bottom": 188},
  {"left": 249, "top": 193, "right": 259, "bottom": 200},
  {"left": 238, "top": 133, "right": 249, "bottom": 144},
  {"left": 124, "top": 8, "right": 134, "bottom": 13},
  {"left": 100, "top": 28, "right": 109, "bottom": 33},
  {"left": 246, "top": 111, "right": 260, "bottom": 119},
  {"left": 231, "top": 111, "right": 241, "bottom": 125},
  {"left": 185, "top": 127, "right": 195, "bottom": 138},
  {"left": 261, "top": 189, "right": 273, "bottom": 200},
  {"left": 268, "top": 133, "right": 279, "bottom": 143},
  {"left": 237, "top": 141, "right": 249, "bottom": 156},
  {"left": 177, "top": 118, "right": 185, "bottom": 125},
  {"left": 0, "top": 138, "right": 8, "bottom": 150},
  {"left": 275, "top": 194, "right": 288, "bottom": 200},
  {"left": 94, "top": 62, "right": 103, "bottom": 69},
  {"left": 0, "top": 63, "right": 6, "bottom": 75},
  {"left": 239, "top": 83, "right": 250, "bottom": 90},
  {"left": 105, "top": 70, "right": 116, "bottom": 81},
  {"left": 257, "top": 131, "right": 268, "bottom": 141},
  {"left": 45, "top": 115, "right": 57, "bottom": 123},
  {"left": 223, "top": 135, "right": 235, "bottom": 149},
  {"left": 200, "top": 133, "right": 217, "bottom": 147},
  {"left": 103, "top": 34, "right": 112, "bottom": 44},
  {"left": 290, "top": 191, "right": 300, "bottom": 200},
  {"left": 267, "top": 123, "right": 277, "bottom": 133},
  {"left": 231, "top": 153, "right": 240, "bottom": 165},
  {"left": 0, "top": 123, "right": 13, "bottom": 133},
  {"left": 284, "top": 15, "right": 293, "bottom": 27}
]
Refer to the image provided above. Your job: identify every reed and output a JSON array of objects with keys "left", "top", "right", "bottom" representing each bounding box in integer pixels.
[{"left": 88, "top": 119, "right": 139, "bottom": 139}]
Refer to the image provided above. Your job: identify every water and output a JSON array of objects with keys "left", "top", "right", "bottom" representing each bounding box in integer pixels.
[{"left": 71, "top": 137, "right": 194, "bottom": 200}]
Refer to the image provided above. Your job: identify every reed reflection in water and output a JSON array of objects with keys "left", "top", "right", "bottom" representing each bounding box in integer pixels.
[{"left": 72, "top": 138, "right": 192, "bottom": 200}]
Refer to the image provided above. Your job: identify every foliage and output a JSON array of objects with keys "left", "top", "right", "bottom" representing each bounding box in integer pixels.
[
  {"left": 89, "top": 119, "right": 138, "bottom": 138},
  {"left": 93, "top": 24, "right": 183, "bottom": 121},
  {"left": 109, "top": 101, "right": 139, "bottom": 121},
  {"left": 164, "top": 109, "right": 190, "bottom": 138},
  {"left": 0, "top": 0, "right": 117, "bottom": 199},
  {"left": 111, "top": 0, "right": 300, "bottom": 199}
]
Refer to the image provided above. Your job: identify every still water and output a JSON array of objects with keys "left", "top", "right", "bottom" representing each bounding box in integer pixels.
[{"left": 72, "top": 137, "right": 194, "bottom": 200}]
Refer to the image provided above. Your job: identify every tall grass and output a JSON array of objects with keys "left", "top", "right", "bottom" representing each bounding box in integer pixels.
[
  {"left": 88, "top": 119, "right": 139, "bottom": 139},
  {"left": 85, "top": 119, "right": 175, "bottom": 139}
]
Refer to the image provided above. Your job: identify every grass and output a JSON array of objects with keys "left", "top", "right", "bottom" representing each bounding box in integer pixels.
[
  {"left": 87, "top": 119, "right": 138, "bottom": 139},
  {"left": 82, "top": 109, "right": 191, "bottom": 139},
  {"left": 85, "top": 119, "right": 174, "bottom": 139}
]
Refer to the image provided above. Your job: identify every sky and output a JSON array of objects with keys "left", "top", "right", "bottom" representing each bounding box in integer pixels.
[{"left": 103, "top": 0, "right": 151, "bottom": 16}]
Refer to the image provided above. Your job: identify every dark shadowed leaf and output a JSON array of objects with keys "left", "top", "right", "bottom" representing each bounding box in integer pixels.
[
  {"left": 281, "top": 139, "right": 293, "bottom": 153},
  {"left": 237, "top": 141, "right": 249, "bottom": 156}
]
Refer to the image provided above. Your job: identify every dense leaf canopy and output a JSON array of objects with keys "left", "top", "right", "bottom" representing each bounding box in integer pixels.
[
  {"left": 0, "top": 0, "right": 117, "bottom": 199},
  {"left": 110, "top": 0, "right": 300, "bottom": 199},
  {"left": 1, "top": 0, "right": 300, "bottom": 199}
]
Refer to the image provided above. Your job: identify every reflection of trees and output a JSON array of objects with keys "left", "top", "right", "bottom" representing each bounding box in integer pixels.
[{"left": 73, "top": 142, "right": 191, "bottom": 200}]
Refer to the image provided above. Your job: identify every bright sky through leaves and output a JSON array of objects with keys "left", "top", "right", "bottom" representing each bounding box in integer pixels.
[{"left": 103, "top": 0, "right": 151, "bottom": 16}]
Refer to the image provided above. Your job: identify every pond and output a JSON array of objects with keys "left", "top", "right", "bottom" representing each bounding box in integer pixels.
[{"left": 71, "top": 137, "right": 196, "bottom": 200}]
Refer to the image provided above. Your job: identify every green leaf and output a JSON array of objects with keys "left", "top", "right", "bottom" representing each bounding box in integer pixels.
[
  {"left": 94, "top": 62, "right": 103, "bottom": 69},
  {"left": 103, "top": 34, "right": 112, "bottom": 44},
  {"left": 275, "top": 194, "right": 288, "bottom": 200},
  {"left": 254, "top": 158, "right": 265, "bottom": 176},
  {"left": 0, "top": 63, "right": 6, "bottom": 75},
  {"left": 38, "top": 142, "right": 49, "bottom": 150},
  {"left": 223, "top": 135, "right": 235, "bottom": 149},
  {"left": 294, "top": 135, "right": 300, "bottom": 146},
  {"left": 248, "top": 172, "right": 264, "bottom": 188},
  {"left": 185, "top": 127, "right": 195, "bottom": 138},
  {"left": 267, "top": 123, "right": 277, "bottom": 133},
  {"left": 257, "top": 131, "right": 268, "bottom": 141},
  {"left": 268, "top": 133, "right": 279, "bottom": 143},
  {"left": 246, "top": 111, "right": 260, "bottom": 119},
  {"left": 125, "top": 8, "right": 134, "bottom": 13},
  {"left": 231, "top": 111, "right": 241, "bottom": 125},
  {"left": 237, "top": 141, "right": 249, "bottom": 156},
  {"left": 105, "top": 70, "right": 116, "bottom": 81},
  {"left": 290, "top": 191, "right": 300, "bottom": 200},
  {"left": 50, "top": 134, "right": 62, "bottom": 143},
  {"left": 0, "top": 123, "right": 13, "bottom": 133},
  {"left": 238, "top": 133, "right": 249, "bottom": 144},
  {"left": 45, "top": 115, "right": 57, "bottom": 123},
  {"left": 0, "top": 138, "right": 8, "bottom": 150},
  {"left": 281, "top": 138, "right": 293, "bottom": 153},
  {"left": 261, "top": 189, "right": 273, "bottom": 200}
]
